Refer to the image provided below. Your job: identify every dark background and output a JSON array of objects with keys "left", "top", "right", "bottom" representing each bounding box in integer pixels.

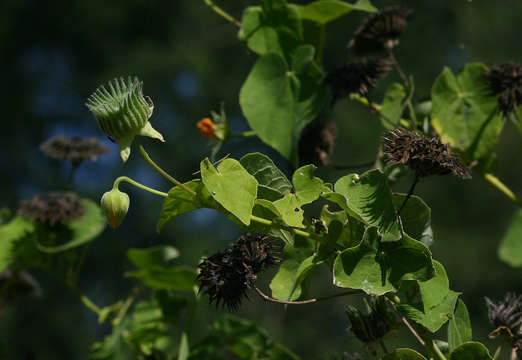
[{"left": 1, "top": 0, "right": 521, "bottom": 358}]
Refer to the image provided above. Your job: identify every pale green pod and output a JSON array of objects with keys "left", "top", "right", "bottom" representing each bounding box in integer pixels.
[
  {"left": 100, "top": 188, "right": 130, "bottom": 228},
  {"left": 86, "top": 77, "right": 164, "bottom": 162}
]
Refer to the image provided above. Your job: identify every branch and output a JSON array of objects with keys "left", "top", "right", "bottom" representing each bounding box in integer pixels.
[{"left": 255, "top": 287, "right": 363, "bottom": 305}]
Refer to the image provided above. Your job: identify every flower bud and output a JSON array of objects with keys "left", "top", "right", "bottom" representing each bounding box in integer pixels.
[
  {"left": 197, "top": 118, "right": 218, "bottom": 139},
  {"left": 86, "top": 77, "right": 164, "bottom": 162},
  {"left": 100, "top": 188, "right": 130, "bottom": 228}
]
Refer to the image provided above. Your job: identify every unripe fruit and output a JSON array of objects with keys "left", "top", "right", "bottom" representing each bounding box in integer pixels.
[
  {"left": 86, "top": 77, "right": 164, "bottom": 162},
  {"left": 100, "top": 188, "right": 130, "bottom": 229}
]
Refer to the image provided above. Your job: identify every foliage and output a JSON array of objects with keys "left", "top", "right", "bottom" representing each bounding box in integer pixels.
[{"left": 3, "top": 0, "right": 522, "bottom": 359}]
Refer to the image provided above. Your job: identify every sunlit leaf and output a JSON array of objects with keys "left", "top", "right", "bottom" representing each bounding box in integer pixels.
[
  {"left": 291, "top": 0, "right": 377, "bottom": 25},
  {"left": 448, "top": 299, "right": 472, "bottom": 351}
]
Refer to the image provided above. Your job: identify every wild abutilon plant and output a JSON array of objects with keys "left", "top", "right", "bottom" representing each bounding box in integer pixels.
[
  {"left": 85, "top": 76, "right": 164, "bottom": 162},
  {"left": 197, "top": 233, "right": 279, "bottom": 311},
  {"left": 18, "top": 191, "right": 85, "bottom": 226},
  {"left": 348, "top": 5, "right": 413, "bottom": 54},
  {"left": 40, "top": 135, "right": 110, "bottom": 167},
  {"left": 323, "top": 58, "right": 391, "bottom": 105},
  {"left": 486, "top": 62, "right": 522, "bottom": 116},
  {"left": 485, "top": 293, "right": 522, "bottom": 356},
  {"left": 382, "top": 128, "right": 471, "bottom": 179}
]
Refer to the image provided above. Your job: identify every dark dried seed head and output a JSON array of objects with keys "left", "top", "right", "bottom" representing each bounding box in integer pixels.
[
  {"left": 323, "top": 58, "right": 391, "bottom": 103},
  {"left": 40, "top": 135, "right": 110, "bottom": 166},
  {"left": 197, "top": 233, "right": 279, "bottom": 311},
  {"left": 18, "top": 192, "right": 85, "bottom": 225},
  {"left": 485, "top": 293, "right": 522, "bottom": 350},
  {"left": 346, "top": 296, "right": 397, "bottom": 343},
  {"left": 298, "top": 120, "right": 337, "bottom": 167},
  {"left": 382, "top": 128, "right": 471, "bottom": 179},
  {"left": 349, "top": 6, "right": 413, "bottom": 55},
  {"left": 486, "top": 63, "right": 522, "bottom": 116}
]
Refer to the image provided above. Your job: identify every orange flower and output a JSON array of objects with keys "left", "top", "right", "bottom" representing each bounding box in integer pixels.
[{"left": 197, "top": 118, "right": 218, "bottom": 139}]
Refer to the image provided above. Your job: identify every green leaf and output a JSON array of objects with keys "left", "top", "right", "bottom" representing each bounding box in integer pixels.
[
  {"left": 320, "top": 205, "right": 365, "bottom": 249},
  {"left": 270, "top": 236, "right": 316, "bottom": 300},
  {"left": 381, "top": 83, "right": 407, "bottom": 130},
  {"left": 431, "top": 63, "right": 504, "bottom": 161},
  {"left": 273, "top": 165, "right": 324, "bottom": 227},
  {"left": 333, "top": 169, "right": 401, "bottom": 242},
  {"left": 498, "top": 208, "right": 522, "bottom": 267},
  {"left": 200, "top": 158, "right": 258, "bottom": 225},
  {"left": 157, "top": 179, "right": 212, "bottom": 232},
  {"left": 178, "top": 332, "right": 189, "bottom": 360},
  {"left": 0, "top": 216, "right": 34, "bottom": 272},
  {"left": 35, "top": 199, "right": 106, "bottom": 253},
  {"left": 239, "top": 0, "right": 302, "bottom": 60},
  {"left": 291, "top": 0, "right": 377, "bottom": 25},
  {"left": 448, "top": 299, "right": 472, "bottom": 351},
  {"left": 240, "top": 152, "right": 292, "bottom": 194},
  {"left": 333, "top": 227, "right": 433, "bottom": 295},
  {"left": 382, "top": 348, "right": 427, "bottom": 360},
  {"left": 239, "top": 51, "right": 329, "bottom": 165},
  {"left": 449, "top": 342, "right": 492, "bottom": 360},
  {"left": 126, "top": 246, "right": 196, "bottom": 291},
  {"left": 248, "top": 200, "right": 294, "bottom": 244},
  {"left": 418, "top": 261, "right": 450, "bottom": 311},
  {"left": 127, "top": 246, "right": 179, "bottom": 268},
  {"left": 393, "top": 194, "right": 433, "bottom": 247},
  {"left": 127, "top": 267, "right": 196, "bottom": 291},
  {"left": 398, "top": 291, "right": 460, "bottom": 333}
]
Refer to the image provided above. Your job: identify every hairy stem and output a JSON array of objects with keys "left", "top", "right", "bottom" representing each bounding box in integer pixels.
[
  {"left": 137, "top": 143, "right": 196, "bottom": 196},
  {"left": 484, "top": 173, "right": 522, "bottom": 207},
  {"left": 112, "top": 286, "right": 140, "bottom": 327},
  {"left": 66, "top": 163, "right": 80, "bottom": 189},
  {"left": 203, "top": 0, "right": 242, "bottom": 27},
  {"left": 254, "top": 287, "right": 362, "bottom": 305},
  {"left": 114, "top": 176, "right": 168, "bottom": 198},
  {"left": 69, "top": 284, "right": 103, "bottom": 318},
  {"left": 250, "top": 215, "right": 321, "bottom": 241},
  {"left": 388, "top": 299, "right": 425, "bottom": 347}
]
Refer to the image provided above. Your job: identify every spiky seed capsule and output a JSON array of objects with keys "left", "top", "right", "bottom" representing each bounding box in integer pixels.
[
  {"left": 298, "top": 120, "right": 336, "bottom": 167},
  {"left": 85, "top": 77, "right": 164, "bottom": 162},
  {"left": 18, "top": 192, "right": 85, "bottom": 226},
  {"left": 486, "top": 63, "right": 522, "bottom": 116},
  {"left": 346, "top": 296, "right": 397, "bottom": 343},
  {"left": 349, "top": 6, "right": 413, "bottom": 55},
  {"left": 323, "top": 58, "right": 391, "bottom": 103},
  {"left": 485, "top": 293, "right": 522, "bottom": 353},
  {"left": 197, "top": 233, "right": 279, "bottom": 311},
  {"left": 382, "top": 128, "right": 471, "bottom": 179},
  {"left": 40, "top": 135, "right": 110, "bottom": 166},
  {"left": 100, "top": 188, "right": 130, "bottom": 228}
]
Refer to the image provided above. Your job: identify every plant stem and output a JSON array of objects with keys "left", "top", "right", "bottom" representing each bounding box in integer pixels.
[
  {"left": 432, "top": 341, "right": 448, "bottom": 360},
  {"left": 254, "top": 287, "right": 362, "bottom": 305},
  {"left": 112, "top": 286, "right": 139, "bottom": 327},
  {"left": 230, "top": 130, "right": 256, "bottom": 138},
  {"left": 250, "top": 215, "right": 318, "bottom": 240},
  {"left": 203, "top": 0, "right": 242, "bottom": 27},
  {"left": 114, "top": 176, "right": 168, "bottom": 198},
  {"left": 492, "top": 345, "right": 502, "bottom": 360},
  {"left": 387, "top": 49, "right": 409, "bottom": 87},
  {"left": 69, "top": 284, "right": 103, "bottom": 318},
  {"left": 398, "top": 174, "right": 420, "bottom": 215},
  {"left": 484, "top": 173, "right": 522, "bottom": 207},
  {"left": 379, "top": 339, "right": 390, "bottom": 354},
  {"left": 137, "top": 143, "right": 196, "bottom": 196},
  {"left": 388, "top": 299, "right": 425, "bottom": 347},
  {"left": 66, "top": 163, "right": 80, "bottom": 189}
]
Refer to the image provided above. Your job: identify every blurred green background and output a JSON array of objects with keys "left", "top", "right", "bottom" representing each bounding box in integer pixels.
[{"left": 1, "top": 0, "right": 521, "bottom": 358}]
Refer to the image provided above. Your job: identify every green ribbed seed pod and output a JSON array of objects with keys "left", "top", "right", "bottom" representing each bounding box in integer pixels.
[{"left": 86, "top": 77, "right": 164, "bottom": 162}]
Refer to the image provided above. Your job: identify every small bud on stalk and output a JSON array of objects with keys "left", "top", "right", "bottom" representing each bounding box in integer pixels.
[{"left": 100, "top": 188, "right": 130, "bottom": 229}]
